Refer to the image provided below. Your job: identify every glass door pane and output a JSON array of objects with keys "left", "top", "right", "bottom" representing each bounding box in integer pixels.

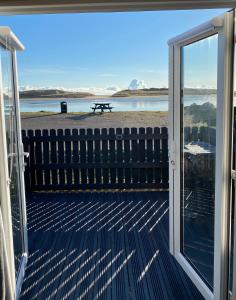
[
  {"left": 0, "top": 45, "right": 24, "bottom": 277},
  {"left": 180, "top": 34, "right": 218, "bottom": 289}
]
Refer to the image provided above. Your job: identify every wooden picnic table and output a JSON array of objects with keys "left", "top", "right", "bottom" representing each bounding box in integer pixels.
[{"left": 91, "top": 102, "right": 114, "bottom": 113}]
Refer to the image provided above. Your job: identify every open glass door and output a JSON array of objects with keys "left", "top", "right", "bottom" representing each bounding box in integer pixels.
[
  {"left": 0, "top": 28, "right": 27, "bottom": 299},
  {"left": 169, "top": 10, "right": 235, "bottom": 300}
]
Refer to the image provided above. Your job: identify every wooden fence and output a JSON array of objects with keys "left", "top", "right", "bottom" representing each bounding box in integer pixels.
[
  {"left": 184, "top": 126, "right": 216, "bottom": 145},
  {"left": 22, "top": 127, "right": 169, "bottom": 191}
]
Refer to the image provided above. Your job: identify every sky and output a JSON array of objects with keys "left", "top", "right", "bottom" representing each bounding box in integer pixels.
[{"left": 0, "top": 8, "right": 228, "bottom": 94}]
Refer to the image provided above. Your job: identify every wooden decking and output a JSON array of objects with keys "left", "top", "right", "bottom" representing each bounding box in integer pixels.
[{"left": 20, "top": 191, "right": 203, "bottom": 300}]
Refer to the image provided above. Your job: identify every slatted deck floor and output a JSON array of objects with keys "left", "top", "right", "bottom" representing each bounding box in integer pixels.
[{"left": 20, "top": 191, "right": 203, "bottom": 300}]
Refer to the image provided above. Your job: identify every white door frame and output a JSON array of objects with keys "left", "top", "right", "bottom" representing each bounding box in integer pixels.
[
  {"left": 168, "top": 10, "right": 234, "bottom": 300},
  {"left": 0, "top": 27, "right": 27, "bottom": 299},
  {"left": 0, "top": 49, "right": 16, "bottom": 299},
  {"left": 12, "top": 49, "right": 28, "bottom": 299}
]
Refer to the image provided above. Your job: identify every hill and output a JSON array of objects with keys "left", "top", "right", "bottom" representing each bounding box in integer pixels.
[
  {"left": 112, "top": 88, "right": 168, "bottom": 97},
  {"left": 20, "top": 89, "right": 94, "bottom": 99},
  {"left": 112, "top": 87, "right": 217, "bottom": 97}
]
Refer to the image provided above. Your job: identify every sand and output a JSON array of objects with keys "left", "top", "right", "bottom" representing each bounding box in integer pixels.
[{"left": 21, "top": 111, "right": 168, "bottom": 130}]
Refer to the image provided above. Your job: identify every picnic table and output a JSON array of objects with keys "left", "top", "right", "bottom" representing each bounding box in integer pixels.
[{"left": 91, "top": 102, "right": 114, "bottom": 113}]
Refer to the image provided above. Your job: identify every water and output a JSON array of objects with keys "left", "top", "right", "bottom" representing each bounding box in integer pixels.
[
  {"left": 20, "top": 96, "right": 169, "bottom": 113},
  {"left": 20, "top": 94, "right": 220, "bottom": 113}
]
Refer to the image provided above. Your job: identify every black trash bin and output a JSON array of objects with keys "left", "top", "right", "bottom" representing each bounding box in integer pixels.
[{"left": 60, "top": 101, "right": 67, "bottom": 113}]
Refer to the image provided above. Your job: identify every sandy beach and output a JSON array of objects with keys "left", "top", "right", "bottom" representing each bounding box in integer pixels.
[{"left": 21, "top": 111, "right": 168, "bottom": 130}]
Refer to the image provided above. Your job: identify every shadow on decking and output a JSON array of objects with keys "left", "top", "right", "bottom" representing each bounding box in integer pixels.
[{"left": 20, "top": 191, "right": 203, "bottom": 300}]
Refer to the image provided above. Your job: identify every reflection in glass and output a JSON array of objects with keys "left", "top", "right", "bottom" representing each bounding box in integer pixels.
[
  {"left": 1, "top": 46, "right": 23, "bottom": 276},
  {"left": 181, "top": 35, "right": 218, "bottom": 288}
]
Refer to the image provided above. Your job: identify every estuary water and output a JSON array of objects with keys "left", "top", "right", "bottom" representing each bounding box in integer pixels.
[{"left": 20, "top": 94, "right": 219, "bottom": 113}]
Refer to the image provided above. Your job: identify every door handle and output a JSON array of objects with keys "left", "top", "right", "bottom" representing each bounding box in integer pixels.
[
  {"left": 169, "top": 141, "right": 176, "bottom": 169},
  {"left": 21, "top": 152, "right": 29, "bottom": 172},
  {"left": 23, "top": 152, "right": 29, "bottom": 158}
]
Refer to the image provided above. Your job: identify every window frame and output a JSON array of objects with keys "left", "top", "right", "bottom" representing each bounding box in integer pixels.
[{"left": 0, "top": 0, "right": 235, "bottom": 15}]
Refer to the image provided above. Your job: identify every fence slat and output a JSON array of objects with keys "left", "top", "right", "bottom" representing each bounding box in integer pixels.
[
  {"left": 139, "top": 127, "right": 146, "bottom": 183},
  {"left": 124, "top": 128, "right": 131, "bottom": 185},
  {"left": 50, "top": 129, "right": 58, "bottom": 185},
  {"left": 162, "top": 127, "right": 169, "bottom": 184},
  {"left": 72, "top": 129, "right": 79, "bottom": 185},
  {"left": 192, "top": 126, "right": 198, "bottom": 142},
  {"left": 35, "top": 130, "right": 43, "bottom": 186},
  {"left": 116, "top": 128, "right": 123, "bottom": 184},
  {"left": 79, "top": 129, "right": 87, "bottom": 187},
  {"left": 199, "top": 126, "right": 206, "bottom": 143},
  {"left": 131, "top": 127, "right": 138, "bottom": 184},
  {"left": 146, "top": 127, "right": 153, "bottom": 184},
  {"left": 94, "top": 128, "right": 101, "bottom": 185},
  {"left": 87, "top": 128, "right": 94, "bottom": 184},
  {"left": 109, "top": 128, "right": 116, "bottom": 184},
  {"left": 28, "top": 130, "right": 35, "bottom": 188},
  {"left": 154, "top": 127, "right": 161, "bottom": 184},
  {"left": 22, "top": 130, "right": 30, "bottom": 191},
  {"left": 209, "top": 127, "right": 216, "bottom": 146},
  {"left": 58, "top": 129, "right": 65, "bottom": 186},
  {"left": 65, "top": 129, "right": 72, "bottom": 185},
  {"left": 102, "top": 128, "right": 109, "bottom": 185},
  {"left": 184, "top": 127, "right": 191, "bottom": 143},
  {"left": 42, "top": 129, "right": 50, "bottom": 185}
]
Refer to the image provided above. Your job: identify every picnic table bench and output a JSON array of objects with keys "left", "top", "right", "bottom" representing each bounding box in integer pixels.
[{"left": 91, "top": 102, "right": 114, "bottom": 113}]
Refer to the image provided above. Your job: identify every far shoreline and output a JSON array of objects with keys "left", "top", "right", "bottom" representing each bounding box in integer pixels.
[{"left": 20, "top": 94, "right": 169, "bottom": 101}]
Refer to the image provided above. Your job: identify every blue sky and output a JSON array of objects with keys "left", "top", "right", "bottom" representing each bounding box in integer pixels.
[{"left": 0, "top": 9, "right": 227, "bottom": 93}]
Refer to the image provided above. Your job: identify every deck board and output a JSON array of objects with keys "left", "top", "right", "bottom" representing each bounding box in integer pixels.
[{"left": 20, "top": 191, "right": 204, "bottom": 300}]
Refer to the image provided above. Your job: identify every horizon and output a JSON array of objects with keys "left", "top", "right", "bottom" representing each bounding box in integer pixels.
[{"left": 0, "top": 8, "right": 228, "bottom": 95}]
